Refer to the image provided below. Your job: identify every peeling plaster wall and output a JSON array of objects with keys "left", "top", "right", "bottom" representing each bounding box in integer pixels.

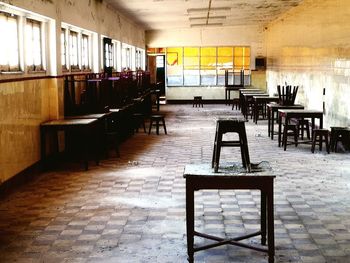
[
  {"left": 266, "top": 0, "right": 350, "bottom": 127},
  {"left": 146, "top": 25, "right": 267, "bottom": 99},
  {"left": 0, "top": 0, "right": 145, "bottom": 185}
]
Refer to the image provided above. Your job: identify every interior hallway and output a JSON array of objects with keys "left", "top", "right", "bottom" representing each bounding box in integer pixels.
[{"left": 0, "top": 104, "right": 349, "bottom": 263}]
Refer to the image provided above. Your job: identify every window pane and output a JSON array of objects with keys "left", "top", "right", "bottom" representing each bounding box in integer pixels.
[
  {"left": 61, "top": 29, "right": 66, "bottom": 67},
  {"left": 184, "top": 47, "right": 199, "bottom": 57},
  {"left": 166, "top": 47, "right": 183, "bottom": 86},
  {"left": 0, "top": 13, "right": 19, "bottom": 71},
  {"left": 218, "top": 47, "right": 233, "bottom": 57}
]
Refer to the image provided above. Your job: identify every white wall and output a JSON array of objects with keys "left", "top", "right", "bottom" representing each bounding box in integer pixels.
[{"left": 265, "top": 0, "right": 350, "bottom": 127}]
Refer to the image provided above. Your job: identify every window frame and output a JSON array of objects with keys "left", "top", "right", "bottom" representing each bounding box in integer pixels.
[{"left": 25, "top": 18, "right": 44, "bottom": 72}]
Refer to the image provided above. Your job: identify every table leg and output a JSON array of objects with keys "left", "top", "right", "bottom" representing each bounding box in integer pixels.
[
  {"left": 255, "top": 100, "right": 258, "bottom": 124},
  {"left": 261, "top": 191, "right": 267, "bottom": 245},
  {"left": 40, "top": 127, "right": 46, "bottom": 169},
  {"left": 267, "top": 182, "right": 275, "bottom": 263},
  {"left": 278, "top": 113, "right": 282, "bottom": 147},
  {"left": 186, "top": 181, "right": 195, "bottom": 263},
  {"left": 271, "top": 109, "right": 275, "bottom": 140},
  {"left": 267, "top": 106, "right": 271, "bottom": 137}
]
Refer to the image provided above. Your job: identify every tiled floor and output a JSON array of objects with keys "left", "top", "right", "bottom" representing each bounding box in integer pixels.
[{"left": 0, "top": 104, "right": 350, "bottom": 263}]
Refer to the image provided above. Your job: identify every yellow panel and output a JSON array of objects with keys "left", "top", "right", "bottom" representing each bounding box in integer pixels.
[
  {"left": 234, "top": 47, "right": 243, "bottom": 57},
  {"left": 234, "top": 57, "right": 244, "bottom": 69},
  {"left": 217, "top": 57, "right": 233, "bottom": 69},
  {"left": 184, "top": 47, "right": 199, "bottom": 57},
  {"left": 201, "top": 57, "right": 216, "bottom": 67},
  {"left": 244, "top": 57, "right": 250, "bottom": 66},
  {"left": 218, "top": 47, "right": 233, "bottom": 56},
  {"left": 167, "top": 47, "right": 183, "bottom": 65},
  {"left": 184, "top": 56, "right": 199, "bottom": 66},
  {"left": 243, "top": 47, "right": 251, "bottom": 56},
  {"left": 201, "top": 47, "right": 216, "bottom": 57}
]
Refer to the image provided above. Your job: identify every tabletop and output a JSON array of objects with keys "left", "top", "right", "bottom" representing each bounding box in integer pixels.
[{"left": 41, "top": 119, "right": 97, "bottom": 127}]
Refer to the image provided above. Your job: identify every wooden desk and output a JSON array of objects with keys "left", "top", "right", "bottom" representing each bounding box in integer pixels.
[
  {"left": 278, "top": 109, "right": 323, "bottom": 148},
  {"left": 40, "top": 119, "right": 99, "bottom": 170},
  {"left": 225, "top": 85, "right": 243, "bottom": 105},
  {"left": 242, "top": 93, "right": 268, "bottom": 120},
  {"left": 184, "top": 163, "right": 275, "bottom": 263},
  {"left": 252, "top": 96, "right": 279, "bottom": 124},
  {"left": 267, "top": 104, "right": 304, "bottom": 140}
]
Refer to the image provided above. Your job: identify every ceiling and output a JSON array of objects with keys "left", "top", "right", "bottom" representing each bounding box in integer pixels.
[{"left": 105, "top": 0, "right": 304, "bottom": 30}]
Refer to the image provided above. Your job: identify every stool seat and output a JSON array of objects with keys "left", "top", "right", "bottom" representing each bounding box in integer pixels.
[
  {"left": 212, "top": 118, "right": 250, "bottom": 172},
  {"left": 148, "top": 115, "right": 167, "bottom": 135},
  {"left": 312, "top": 129, "right": 330, "bottom": 153},
  {"left": 193, "top": 96, "right": 203, "bottom": 107}
]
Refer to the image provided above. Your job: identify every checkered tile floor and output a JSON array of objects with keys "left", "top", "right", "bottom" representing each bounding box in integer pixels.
[{"left": 0, "top": 104, "right": 350, "bottom": 263}]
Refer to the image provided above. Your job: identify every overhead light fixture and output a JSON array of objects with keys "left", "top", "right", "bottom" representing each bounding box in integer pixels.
[
  {"left": 187, "top": 7, "right": 231, "bottom": 13},
  {"left": 208, "top": 16, "right": 226, "bottom": 20},
  {"left": 189, "top": 16, "right": 207, "bottom": 21},
  {"left": 190, "top": 23, "right": 223, "bottom": 28}
]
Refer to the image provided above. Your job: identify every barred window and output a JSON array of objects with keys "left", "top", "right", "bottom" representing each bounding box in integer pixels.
[
  {"left": 69, "top": 31, "right": 79, "bottom": 69},
  {"left": 26, "top": 19, "right": 43, "bottom": 71},
  {"left": 0, "top": 12, "right": 20, "bottom": 72},
  {"left": 81, "top": 34, "right": 89, "bottom": 70}
]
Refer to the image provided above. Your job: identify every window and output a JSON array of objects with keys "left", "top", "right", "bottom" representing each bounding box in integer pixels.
[
  {"left": 165, "top": 46, "right": 251, "bottom": 86},
  {"left": 104, "top": 39, "right": 113, "bottom": 68},
  {"left": 135, "top": 49, "right": 144, "bottom": 70},
  {"left": 69, "top": 31, "right": 79, "bottom": 69},
  {"left": 81, "top": 34, "right": 89, "bottom": 70},
  {"left": 166, "top": 47, "right": 183, "bottom": 86},
  {"left": 183, "top": 47, "right": 200, "bottom": 86},
  {"left": 26, "top": 18, "right": 43, "bottom": 71},
  {"left": 200, "top": 47, "right": 216, "bottom": 85},
  {"left": 122, "top": 44, "right": 131, "bottom": 70},
  {"left": 0, "top": 12, "right": 20, "bottom": 72},
  {"left": 61, "top": 28, "right": 67, "bottom": 70}
]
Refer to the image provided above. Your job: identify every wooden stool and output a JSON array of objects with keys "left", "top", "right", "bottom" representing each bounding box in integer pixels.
[
  {"left": 231, "top": 98, "right": 240, "bottom": 110},
  {"left": 184, "top": 164, "right": 275, "bottom": 263},
  {"left": 133, "top": 113, "right": 146, "bottom": 133},
  {"left": 282, "top": 124, "right": 298, "bottom": 151},
  {"left": 148, "top": 115, "right": 167, "bottom": 135},
  {"left": 193, "top": 96, "right": 203, "bottom": 107},
  {"left": 312, "top": 129, "right": 330, "bottom": 153},
  {"left": 330, "top": 127, "right": 350, "bottom": 152},
  {"left": 297, "top": 119, "right": 310, "bottom": 140},
  {"left": 212, "top": 118, "right": 251, "bottom": 173}
]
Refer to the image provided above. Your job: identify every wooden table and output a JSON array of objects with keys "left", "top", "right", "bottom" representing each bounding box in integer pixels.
[
  {"left": 242, "top": 93, "right": 268, "bottom": 120},
  {"left": 40, "top": 118, "right": 99, "bottom": 170},
  {"left": 252, "top": 96, "right": 279, "bottom": 124},
  {"left": 278, "top": 109, "right": 323, "bottom": 148},
  {"left": 184, "top": 163, "right": 275, "bottom": 263},
  {"left": 267, "top": 103, "right": 304, "bottom": 139},
  {"left": 65, "top": 113, "right": 113, "bottom": 157},
  {"left": 225, "top": 85, "right": 243, "bottom": 105}
]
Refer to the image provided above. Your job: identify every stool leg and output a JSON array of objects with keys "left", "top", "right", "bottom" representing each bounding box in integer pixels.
[
  {"left": 239, "top": 127, "right": 251, "bottom": 171},
  {"left": 162, "top": 118, "right": 167, "bottom": 134},
  {"left": 311, "top": 132, "right": 316, "bottom": 153},
  {"left": 214, "top": 132, "right": 223, "bottom": 172},
  {"left": 156, "top": 120, "right": 160, "bottom": 135},
  {"left": 148, "top": 119, "right": 153, "bottom": 135},
  {"left": 325, "top": 133, "right": 330, "bottom": 154},
  {"left": 283, "top": 126, "right": 288, "bottom": 151},
  {"left": 294, "top": 128, "right": 298, "bottom": 147},
  {"left": 306, "top": 122, "right": 310, "bottom": 139},
  {"left": 319, "top": 135, "right": 323, "bottom": 151},
  {"left": 212, "top": 127, "right": 219, "bottom": 168}
]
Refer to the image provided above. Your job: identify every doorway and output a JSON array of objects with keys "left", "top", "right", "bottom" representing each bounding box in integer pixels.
[{"left": 156, "top": 55, "right": 165, "bottom": 96}]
